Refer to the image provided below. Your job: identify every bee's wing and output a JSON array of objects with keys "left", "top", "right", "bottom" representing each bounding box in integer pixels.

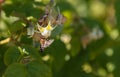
[
  {"left": 40, "top": 39, "right": 54, "bottom": 52},
  {"left": 43, "top": 39, "right": 54, "bottom": 48}
]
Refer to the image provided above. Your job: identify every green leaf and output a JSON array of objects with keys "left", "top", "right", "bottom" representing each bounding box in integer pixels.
[
  {"left": 112, "top": 46, "right": 120, "bottom": 77},
  {"left": 26, "top": 61, "right": 52, "bottom": 77},
  {"left": 21, "top": 45, "right": 42, "bottom": 62},
  {"left": 0, "top": 45, "right": 7, "bottom": 76},
  {"left": 4, "top": 46, "right": 21, "bottom": 66},
  {"left": 70, "top": 36, "right": 81, "bottom": 56},
  {"left": 2, "top": 4, "right": 15, "bottom": 16},
  {"left": 8, "top": 20, "right": 24, "bottom": 33},
  {"left": 2, "top": 0, "right": 42, "bottom": 18},
  {"left": 57, "top": 1, "right": 74, "bottom": 11},
  {"left": 56, "top": 50, "right": 93, "bottom": 77},
  {"left": 51, "top": 25, "right": 63, "bottom": 37},
  {"left": 45, "top": 40, "right": 67, "bottom": 73},
  {"left": 115, "top": 0, "right": 120, "bottom": 29},
  {"left": 20, "top": 35, "right": 33, "bottom": 45},
  {"left": 3, "top": 63, "right": 26, "bottom": 77}
]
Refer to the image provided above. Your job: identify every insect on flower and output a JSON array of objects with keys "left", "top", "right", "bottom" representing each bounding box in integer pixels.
[
  {"left": 27, "top": 0, "right": 66, "bottom": 52},
  {"left": 37, "top": 7, "right": 66, "bottom": 52},
  {"left": 40, "top": 38, "right": 54, "bottom": 52}
]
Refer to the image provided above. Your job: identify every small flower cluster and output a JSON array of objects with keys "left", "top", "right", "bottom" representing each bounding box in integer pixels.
[{"left": 27, "top": 5, "right": 66, "bottom": 52}]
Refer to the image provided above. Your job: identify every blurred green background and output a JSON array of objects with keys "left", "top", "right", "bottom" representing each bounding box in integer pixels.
[{"left": 0, "top": 0, "right": 120, "bottom": 77}]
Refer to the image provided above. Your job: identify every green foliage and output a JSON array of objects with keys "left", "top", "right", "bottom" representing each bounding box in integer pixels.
[
  {"left": 0, "top": 0, "right": 120, "bottom": 77},
  {"left": 26, "top": 61, "right": 52, "bottom": 77},
  {"left": 46, "top": 40, "right": 67, "bottom": 73},
  {"left": 51, "top": 25, "right": 63, "bottom": 37},
  {"left": 3, "top": 63, "right": 27, "bottom": 77},
  {"left": 4, "top": 46, "right": 21, "bottom": 65},
  {"left": 3, "top": 61, "right": 52, "bottom": 77}
]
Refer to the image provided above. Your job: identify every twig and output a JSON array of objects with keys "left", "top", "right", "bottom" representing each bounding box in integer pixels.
[{"left": 0, "top": 38, "right": 11, "bottom": 45}]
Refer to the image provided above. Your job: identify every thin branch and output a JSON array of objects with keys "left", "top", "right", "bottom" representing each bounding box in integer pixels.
[{"left": 0, "top": 38, "right": 11, "bottom": 45}]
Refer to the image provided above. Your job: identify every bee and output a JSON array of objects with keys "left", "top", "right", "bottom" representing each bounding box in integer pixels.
[
  {"left": 32, "top": 32, "right": 54, "bottom": 52},
  {"left": 40, "top": 38, "right": 54, "bottom": 52}
]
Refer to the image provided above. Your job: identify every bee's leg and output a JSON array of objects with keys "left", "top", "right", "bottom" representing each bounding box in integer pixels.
[{"left": 40, "top": 45, "right": 44, "bottom": 52}]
